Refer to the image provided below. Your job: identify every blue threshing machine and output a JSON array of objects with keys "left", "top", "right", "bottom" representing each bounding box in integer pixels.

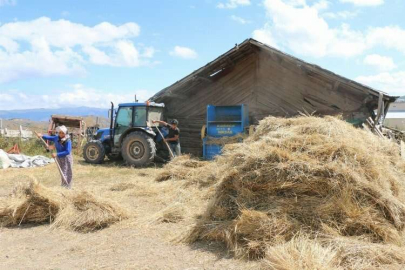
[{"left": 202, "top": 105, "right": 249, "bottom": 160}]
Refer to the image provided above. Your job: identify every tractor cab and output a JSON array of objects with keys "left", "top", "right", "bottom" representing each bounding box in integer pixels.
[
  {"left": 112, "top": 103, "right": 164, "bottom": 147},
  {"left": 83, "top": 102, "right": 167, "bottom": 167}
]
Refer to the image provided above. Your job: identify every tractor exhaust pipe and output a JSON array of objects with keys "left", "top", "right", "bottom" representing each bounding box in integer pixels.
[{"left": 109, "top": 102, "right": 114, "bottom": 148}]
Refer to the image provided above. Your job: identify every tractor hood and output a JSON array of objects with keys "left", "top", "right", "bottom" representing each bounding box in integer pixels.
[{"left": 96, "top": 128, "right": 112, "bottom": 142}]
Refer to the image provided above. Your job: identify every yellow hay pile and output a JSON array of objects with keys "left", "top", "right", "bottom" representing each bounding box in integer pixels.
[
  {"left": 52, "top": 191, "right": 128, "bottom": 232},
  {"left": 264, "top": 236, "right": 405, "bottom": 270},
  {"left": 186, "top": 116, "right": 405, "bottom": 265},
  {"left": 0, "top": 181, "right": 127, "bottom": 232}
]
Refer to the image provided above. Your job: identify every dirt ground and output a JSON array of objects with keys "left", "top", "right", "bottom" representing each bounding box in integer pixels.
[{"left": 0, "top": 158, "right": 261, "bottom": 270}]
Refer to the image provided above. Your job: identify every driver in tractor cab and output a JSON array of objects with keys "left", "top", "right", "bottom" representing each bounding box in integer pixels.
[{"left": 153, "top": 119, "right": 181, "bottom": 157}]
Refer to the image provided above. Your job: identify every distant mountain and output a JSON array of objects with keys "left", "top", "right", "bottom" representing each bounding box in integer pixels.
[{"left": 0, "top": 107, "right": 108, "bottom": 122}]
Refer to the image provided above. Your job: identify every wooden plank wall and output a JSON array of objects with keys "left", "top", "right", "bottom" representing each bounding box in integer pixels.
[
  {"left": 160, "top": 53, "right": 257, "bottom": 156},
  {"left": 158, "top": 48, "right": 374, "bottom": 156},
  {"left": 252, "top": 50, "right": 371, "bottom": 122}
]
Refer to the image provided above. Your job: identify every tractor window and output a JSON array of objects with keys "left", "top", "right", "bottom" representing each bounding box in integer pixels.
[
  {"left": 148, "top": 107, "right": 163, "bottom": 123},
  {"left": 116, "top": 107, "right": 133, "bottom": 127},
  {"left": 134, "top": 107, "right": 147, "bottom": 126}
]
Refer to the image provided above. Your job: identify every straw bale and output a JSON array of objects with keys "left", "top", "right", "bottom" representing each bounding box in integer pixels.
[
  {"left": 0, "top": 181, "right": 127, "bottom": 232},
  {"left": 0, "top": 181, "right": 62, "bottom": 226},
  {"left": 186, "top": 116, "right": 405, "bottom": 260},
  {"left": 52, "top": 191, "right": 128, "bottom": 232}
]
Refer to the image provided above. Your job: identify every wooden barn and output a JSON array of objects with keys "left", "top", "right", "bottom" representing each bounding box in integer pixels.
[{"left": 150, "top": 38, "right": 397, "bottom": 156}]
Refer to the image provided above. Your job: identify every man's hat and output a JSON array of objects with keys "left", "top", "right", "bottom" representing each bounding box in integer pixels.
[{"left": 170, "top": 119, "right": 179, "bottom": 125}]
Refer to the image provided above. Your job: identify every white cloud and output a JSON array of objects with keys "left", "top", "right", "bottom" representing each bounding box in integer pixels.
[
  {"left": 18, "top": 93, "right": 27, "bottom": 99},
  {"left": 0, "top": 0, "right": 16, "bottom": 7},
  {"left": 115, "top": 40, "right": 140, "bottom": 66},
  {"left": 0, "top": 39, "right": 85, "bottom": 83},
  {"left": 0, "top": 17, "right": 140, "bottom": 47},
  {"left": 356, "top": 71, "right": 405, "bottom": 96},
  {"left": 364, "top": 54, "right": 396, "bottom": 71},
  {"left": 217, "top": 0, "right": 251, "bottom": 9},
  {"left": 323, "top": 10, "right": 358, "bottom": 19},
  {"left": 252, "top": 0, "right": 405, "bottom": 59},
  {"left": 82, "top": 45, "right": 111, "bottom": 65},
  {"left": 253, "top": 0, "right": 366, "bottom": 57},
  {"left": 253, "top": 24, "right": 278, "bottom": 48},
  {"left": 0, "top": 36, "right": 19, "bottom": 52},
  {"left": 312, "top": 0, "right": 329, "bottom": 10},
  {"left": 0, "top": 86, "right": 157, "bottom": 110},
  {"left": 230, "top": 15, "right": 251, "bottom": 24},
  {"left": 0, "top": 93, "right": 14, "bottom": 102},
  {"left": 0, "top": 17, "right": 155, "bottom": 83},
  {"left": 366, "top": 26, "right": 405, "bottom": 55},
  {"left": 170, "top": 46, "right": 198, "bottom": 59},
  {"left": 340, "top": 0, "right": 384, "bottom": 6}
]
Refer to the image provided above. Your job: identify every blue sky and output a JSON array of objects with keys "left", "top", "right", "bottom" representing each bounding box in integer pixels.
[{"left": 0, "top": 0, "right": 404, "bottom": 110}]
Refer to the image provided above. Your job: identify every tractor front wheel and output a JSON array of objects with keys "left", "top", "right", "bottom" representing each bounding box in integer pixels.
[
  {"left": 122, "top": 131, "right": 155, "bottom": 167},
  {"left": 83, "top": 140, "right": 105, "bottom": 164}
]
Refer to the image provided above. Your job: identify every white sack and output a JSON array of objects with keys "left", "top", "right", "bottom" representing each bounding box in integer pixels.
[{"left": 0, "top": 149, "right": 11, "bottom": 169}]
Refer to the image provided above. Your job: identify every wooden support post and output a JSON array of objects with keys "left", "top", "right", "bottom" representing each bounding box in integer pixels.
[{"left": 373, "top": 92, "right": 384, "bottom": 132}]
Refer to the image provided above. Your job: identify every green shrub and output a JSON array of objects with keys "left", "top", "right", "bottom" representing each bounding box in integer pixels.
[{"left": 0, "top": 137, "right": 50, "bottom": 157}]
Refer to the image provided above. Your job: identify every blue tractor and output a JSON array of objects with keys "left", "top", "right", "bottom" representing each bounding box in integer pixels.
[{"left": 83, "top": 102, "right": 168, "bottom": 167}]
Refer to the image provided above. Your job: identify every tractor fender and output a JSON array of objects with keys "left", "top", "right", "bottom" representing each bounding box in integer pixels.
[{"left": 119, "top": 127, "right": 156, "bottom": 145}]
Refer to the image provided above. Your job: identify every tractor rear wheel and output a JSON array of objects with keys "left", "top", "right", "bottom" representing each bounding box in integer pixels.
[
  {"left": 121, "top": 131, "right": 155, "bottom": 167},
  {"left": 83, "top": 140, "right": 105, "bottom": 164}
]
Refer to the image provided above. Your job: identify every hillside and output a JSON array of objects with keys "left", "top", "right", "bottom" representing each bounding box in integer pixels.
[
  {"left": 0, "top": 107, "right": 108, "bottom": 122},
  {"left": 1, "top": 119, "right": 48, "bottom": 132},
  {"left": 1, "top": 116, "right": 110, "bottom": 132}
]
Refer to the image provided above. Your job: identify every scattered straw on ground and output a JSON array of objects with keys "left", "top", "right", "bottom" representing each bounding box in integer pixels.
[
  {"left": 185, "top": 115, "right": 405, "bottom": 268},
  {"left": 0, "top": 181, "right": 127, "bottom": 232},
  {"left": 110, "top": 182, "right": 136, "bottom": 191},
  {"left": 153, "top": 203, "right": 185, "bottom": 224},
  {"left": 155, "top": 154, "right": 212, "bottom": 185}
]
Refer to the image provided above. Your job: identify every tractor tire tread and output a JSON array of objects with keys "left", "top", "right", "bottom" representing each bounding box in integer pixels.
[
  {"left": 83, "top": 140, "right": 106, "bottom": 164},
  {"left": 121, "top": 131, "right": 156, "bottom": 167}
]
